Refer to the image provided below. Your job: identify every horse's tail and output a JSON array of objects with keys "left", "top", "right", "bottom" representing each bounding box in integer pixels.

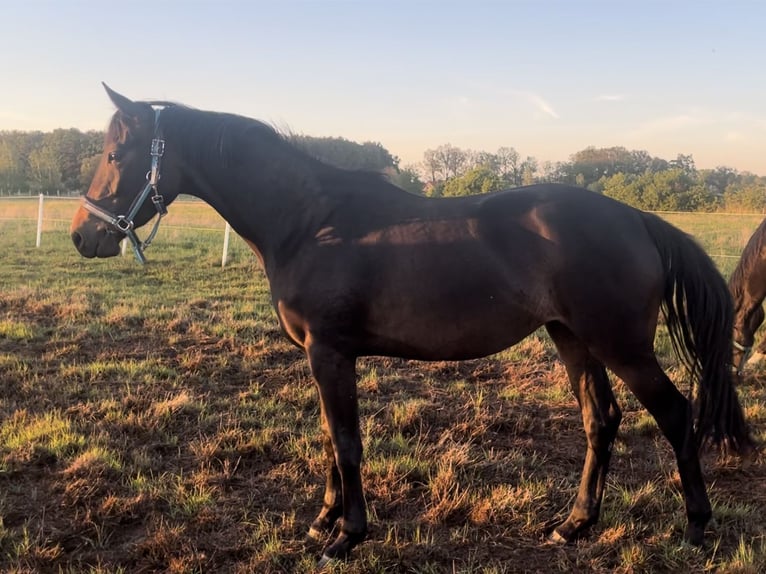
[{"left": 641, "top": 212, "right": 753, "bottom": 453}]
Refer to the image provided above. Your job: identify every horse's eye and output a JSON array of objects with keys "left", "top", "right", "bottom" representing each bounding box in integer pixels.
[{"left": 107, "top": 151, "right": 120, "bottom": 163}]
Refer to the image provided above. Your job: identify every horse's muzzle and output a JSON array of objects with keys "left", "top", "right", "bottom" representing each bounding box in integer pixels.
[{"left": 70, "top": 228, "right": 121, "bottom": 258}]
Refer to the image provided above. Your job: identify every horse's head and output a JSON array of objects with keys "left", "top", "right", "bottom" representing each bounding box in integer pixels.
[{"left": 71, "top": 84, "right": 181, "bottom": 263}]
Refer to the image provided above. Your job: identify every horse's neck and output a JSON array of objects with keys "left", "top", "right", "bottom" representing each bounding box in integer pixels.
[{"left": 183, "top": 159, "right": 329, "bottom": 271}]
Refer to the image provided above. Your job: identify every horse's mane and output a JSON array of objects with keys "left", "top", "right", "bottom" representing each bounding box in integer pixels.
[
  {"left": 729, "top": 217, "right": 766, "bottom": 298},
  {"left": 143, "top": 103, "right": 391, "bottom": 195},
  {"left": 160, "top": 104, "right": 283, "bottom": 167}
]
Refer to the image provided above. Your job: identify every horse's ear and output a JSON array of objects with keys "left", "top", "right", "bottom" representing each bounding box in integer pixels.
[{"left": 102, "top": 82, "right": 148, "bottom": 121}]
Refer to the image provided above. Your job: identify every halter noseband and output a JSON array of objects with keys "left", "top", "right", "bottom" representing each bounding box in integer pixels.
[{"left": 82, "top": 107, "right": 168, "bottom": 264}]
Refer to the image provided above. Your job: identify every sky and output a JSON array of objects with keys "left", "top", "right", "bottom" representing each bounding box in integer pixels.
[{"left": 1, "top": 0, "right": 765, "bottom": 174}]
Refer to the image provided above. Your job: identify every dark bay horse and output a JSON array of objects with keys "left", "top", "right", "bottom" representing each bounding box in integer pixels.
[
  {"left": 70, "top": 85, "right": 752, "bottom": 565},
  {"left": 729, "top": 217, "right": 766, "bottom": 375}
]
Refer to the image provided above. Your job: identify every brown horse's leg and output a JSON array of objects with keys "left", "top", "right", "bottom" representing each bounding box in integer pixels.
[
  {"left": 610, "top": 355, "right": 711, "bottom": 545},
  {"left": 307, "top": 343, "right": 367, "bottom": 563},
  {"left": 546, "top": 322, "right": 622, "bottom": 543},
  {"left": 307, "top": 405, "right": 343, "bottom": 542}
]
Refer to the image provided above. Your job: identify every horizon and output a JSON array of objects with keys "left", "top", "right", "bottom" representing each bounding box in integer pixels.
[{"left": 1, "top": 1, "right": 765, "bottom": 174}]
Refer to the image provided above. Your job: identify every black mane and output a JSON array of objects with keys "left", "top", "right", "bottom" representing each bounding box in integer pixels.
[{"left": 154, "top": 104, "right": 392, "bottom": 196}]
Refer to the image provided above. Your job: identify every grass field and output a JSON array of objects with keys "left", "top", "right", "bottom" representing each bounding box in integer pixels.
[{"left": 0, "top": 198, "right": 765, "bottom": 573}]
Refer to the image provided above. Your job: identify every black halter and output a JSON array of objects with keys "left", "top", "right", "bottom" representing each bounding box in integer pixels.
[
  {"left": 731, "top": 339, "right": 752, "bottom": 375},
  {"left": 82, "top": 106, "right": 168, "bottom": 264}
]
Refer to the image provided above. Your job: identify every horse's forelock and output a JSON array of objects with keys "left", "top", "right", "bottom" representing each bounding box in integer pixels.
[{"left": 105, "top": 113, "right": 126, "bottom": 144}]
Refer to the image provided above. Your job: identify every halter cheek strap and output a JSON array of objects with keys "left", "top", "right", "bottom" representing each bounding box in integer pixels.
[
  {"left": 731, "top": 339, "right": 752, "bottom": 375},
  {"left": 82, "top": 108, "right": 168, "bottom": 264}
]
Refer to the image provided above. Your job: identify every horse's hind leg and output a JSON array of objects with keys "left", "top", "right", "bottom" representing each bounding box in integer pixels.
[
  {"left": 546, "top": 322, "right": 622, "bottom": 543},
  {"left": 306, "top": 404, "right": 343, "bottom": 543},
  {"left": 608, "top": 354, "right": 711, "bottom": 545}
]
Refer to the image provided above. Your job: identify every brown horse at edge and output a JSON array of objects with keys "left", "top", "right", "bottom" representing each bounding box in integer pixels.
[{"left": 730, "top": 217, "right": 766, "bottom": 375}]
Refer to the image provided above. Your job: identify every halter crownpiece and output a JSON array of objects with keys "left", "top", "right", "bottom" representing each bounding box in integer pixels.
[{"left": 82, "top": 106, "right": 168, "bottom": 264}]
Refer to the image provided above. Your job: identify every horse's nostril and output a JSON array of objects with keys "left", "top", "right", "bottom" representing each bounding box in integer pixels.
[{"left": 71, "top": 231, "right": 83, "bottom": 250}]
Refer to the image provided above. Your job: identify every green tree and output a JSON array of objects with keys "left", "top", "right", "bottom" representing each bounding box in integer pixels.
[
  {"left": 495, "top": 146, "right": 521, "bottom": 185},
  {"left": 292, "top": 135, "right": 398, "bottom": 171},
  {"left": 723, "top": 176, "right": 766, "bottom": 212},
  {"left": 27, "top": 144, "right": 63, "bottom": 194},
  {"left": 602, "top": 172, "right": 640, "bottom": 206},
  {"left": 79, "top": 154, "right": 102, "bottom": 190},
  {"left": 0, "top": 136, "right": 26, "bottom": 193},
  {"left": 602, "top": 169, "right": 713, "bottom": 211},
  {"left": 384, "top": 165, "right": 424, "bottom": 195},
  {"left": 560, "top": 146, "right": 672, "bottom": 188},
  {"left": 441, "top": 166, "right": 502, "bottom": 197},
  {"left": 520, "top": 157, "right": 538, "bottom": 186},
  {"left": 44, "top": 129, "right": 87, "bottom": 189},
  {"left": 702, "top": 166, "right": 738, "bottom": 198},
  {"left": 422, "top": 144, "right": 468, "bottom": 182},
  {"left": 669, "top": 153, "right": 696, "bottom": 175}
]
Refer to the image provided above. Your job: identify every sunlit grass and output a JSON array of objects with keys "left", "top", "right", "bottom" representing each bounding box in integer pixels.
[
  {"left": 0, "top": 410, "right": 85, "bottom": 464},
  {"left": 0, "top": 321, "right": 37, "bottom": 342}
]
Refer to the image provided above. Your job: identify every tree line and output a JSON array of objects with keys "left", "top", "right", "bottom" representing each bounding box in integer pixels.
[
  {"left": 1, "top": 128, "right": 765, "bottom": 213},
  {"left": 0, "top": 129, "right": 103, "bottom": 196},
  {"left": 418, "top": 143, "right": 766, "bottom": 212}
]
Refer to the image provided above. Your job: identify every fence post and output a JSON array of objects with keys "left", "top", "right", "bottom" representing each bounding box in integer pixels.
[
  {"left": 222, "top": 222, "right": 231, "bottom": 267},
  {"left": 36, "top": 194, "right": 44, "bottom": 247}
]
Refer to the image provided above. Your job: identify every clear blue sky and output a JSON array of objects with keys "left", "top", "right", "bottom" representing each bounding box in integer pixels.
[{"left": 2, "top": 0, "right": 765, "bottom": 174}]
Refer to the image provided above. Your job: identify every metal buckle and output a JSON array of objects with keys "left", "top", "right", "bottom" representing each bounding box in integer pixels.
[
  {"left": 151, "top": 138, "right": 165, "bottom": 157},
  {"left": 115, "top": 216, "right": 134, "bottom": 233},
  {"left": 152, "top": 193, "right": 168, "bottom": 216}
]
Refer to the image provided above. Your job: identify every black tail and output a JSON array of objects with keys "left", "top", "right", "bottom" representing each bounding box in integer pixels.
[{"left": 641, "top": 212, "right": 753, "bottom": 453}]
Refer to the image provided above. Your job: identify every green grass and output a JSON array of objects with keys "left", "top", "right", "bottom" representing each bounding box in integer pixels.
[{"left": 0, "top": 199, "right": 764, "bottom": 572}]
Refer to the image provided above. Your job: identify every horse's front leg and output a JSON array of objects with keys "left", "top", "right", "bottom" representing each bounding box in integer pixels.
[
  {"left": 307, "top": 405, "right": 343, "bottom": 542},
  {"left": 307, "top": 342, "right": 367, "bottom": 564}
]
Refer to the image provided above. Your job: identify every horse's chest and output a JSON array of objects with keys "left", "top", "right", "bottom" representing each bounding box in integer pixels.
[{"left": 275, "top": 299, "right": 309, "bottom": 349}]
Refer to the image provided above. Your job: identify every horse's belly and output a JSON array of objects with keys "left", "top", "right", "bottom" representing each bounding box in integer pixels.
[{"left": 366, "top": 296, "right": 543, "bottom": 361}]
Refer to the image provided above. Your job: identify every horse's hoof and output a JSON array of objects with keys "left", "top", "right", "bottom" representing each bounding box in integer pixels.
[
  {"left": 319, "top": 529, "right": 366, "bottom": 566},
  {"left": 684, "top": 524, "right": 705, "bottom": 547},
  {"left": 317, "top": 554, "right": 335, "bottom": 569},
  {"left": 546, "top": 529, "right": 568, "bottom": 545}
]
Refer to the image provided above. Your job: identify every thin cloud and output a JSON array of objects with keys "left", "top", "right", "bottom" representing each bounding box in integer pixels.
[
  {"left": 627, "top": 113, "right": 707, "bottom": 138},
  {"left": 509, "top": 90, "right": 559, "bottom": 119},
  {"left": 440, "top": 95, "right": 475, "bottom": 114},
  {"left": 627, "top": 109, "right": 766, "bottom": 145},
  {"left": 723, "top": 111, "right": 766, "bottom": 131},
  {"left": 595, "top": 94, "right": 624, "bottom": 102}
]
